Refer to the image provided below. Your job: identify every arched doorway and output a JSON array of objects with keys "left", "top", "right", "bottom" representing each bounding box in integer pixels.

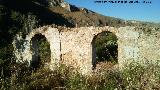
[
  {"left": 30, "top": 34, "right": 51, "bottom": 70},
  {"left": 92, "top": 31, "right": 118, "bottom": 70}
]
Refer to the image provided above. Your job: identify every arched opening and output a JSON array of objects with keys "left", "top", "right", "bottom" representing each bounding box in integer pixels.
[
  {"left": 30, "top": 34, "right": 51, "bottom": 70},
  {"left": 92, "top": 31, "right": 118, "bottom": 70}
]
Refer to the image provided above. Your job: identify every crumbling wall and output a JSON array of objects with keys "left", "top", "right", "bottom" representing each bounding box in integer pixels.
[
  {"left": 13, "top": 25, "right": 160, "bottom": 74},
  {"left": 118, "top": 27, "right": 140, "bottom": 66},
  {"left": 60, "top": 26, "right": 160, "bottom": 74},
  {"left": 60, "top": 26, "right": 119, "bottom": 74},
  {"left": 137, "top": 28, "right": 160, "bottom": 63},
  {"left": 118, "top": 27, "right": 160, "bottom": 65},
  {"left": 13, "top": 26, "right": 60, "bottom": 68}
]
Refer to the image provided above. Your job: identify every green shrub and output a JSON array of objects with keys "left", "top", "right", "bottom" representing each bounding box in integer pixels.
[
  {"left": 1, "top": 61, "right": 160, "bottom": 90},
  {"left": 95, "top": 32, "right": 118, "bottom": 63}
]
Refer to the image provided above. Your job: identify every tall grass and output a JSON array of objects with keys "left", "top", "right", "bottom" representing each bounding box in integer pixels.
[{"left": 1, "top": 62, "right": 160, "bottom": 90}]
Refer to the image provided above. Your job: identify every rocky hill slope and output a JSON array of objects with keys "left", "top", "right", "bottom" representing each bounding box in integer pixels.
[
  {"left": 0, "top": 0, "right": 159, "bottom": 43},
  {"left": 1, "top": 0, "right": 130, "bottom": 28}
]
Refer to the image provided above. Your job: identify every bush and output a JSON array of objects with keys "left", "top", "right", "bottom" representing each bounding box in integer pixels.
[
  {"left": 1, "top": 61, "right": 160, "bottom": 90},
  {"left": 95, "top": 32, "right": 118, "bottom": 63}
]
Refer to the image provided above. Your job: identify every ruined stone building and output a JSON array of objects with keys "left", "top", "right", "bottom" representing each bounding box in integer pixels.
[{"left": 13, "top": 25, "right": 160, "bottom": 74}]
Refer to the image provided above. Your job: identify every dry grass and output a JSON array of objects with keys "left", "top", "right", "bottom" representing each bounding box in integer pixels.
[
  {"left": 94, "top": 61, "right": 117, "bottom": 73},
  {"left": 1, "top": 61, "right": 160, "bottom": 90}
]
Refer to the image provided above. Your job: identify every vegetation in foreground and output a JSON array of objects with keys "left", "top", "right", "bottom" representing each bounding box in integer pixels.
[
  {"left": 1, "top": 62, "right": 160, "bottom": 90},
  {"left": 0, "top": 0, "right": 160, "bottom": 90}
]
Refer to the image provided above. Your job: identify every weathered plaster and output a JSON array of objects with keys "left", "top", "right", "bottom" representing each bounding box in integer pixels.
[
  {"left": 13, "top": 25, "right": 160, "bottom": 74},
  {"left": 13, "top": 26, "right": 61, "bottom": 68}
]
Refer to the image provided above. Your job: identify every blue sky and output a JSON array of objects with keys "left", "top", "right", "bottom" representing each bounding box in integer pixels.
[{"left": 65, "top": 0, "right": 160, "bottom": 23}]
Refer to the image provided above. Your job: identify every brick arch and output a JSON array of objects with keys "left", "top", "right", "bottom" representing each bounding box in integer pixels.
[
  {"left": 13, "top": 27, "right": 61, "bottom": 69},
  {"left": 60, "top": 26, "right": 119, "bottom": 74},
  {"left": 91, "top": 31, "right": 118, "bottom": 69},
  {"left": 30, "top": 33, "right": 51, "bottom": 69},
  {"left": 28, "top": 27, "right": 61, "bottom": 68}
]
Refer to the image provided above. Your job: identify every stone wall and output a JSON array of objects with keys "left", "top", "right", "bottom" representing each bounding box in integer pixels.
[
  {"left": 60, "top": 26, "right": 119, "bottom": 74},
  {"left": 13, "top": 25, "right": 160, "bottom": 74},
  {"left": 137, "top": 28, "right": 160, "bottom": 63},
  {"left": 13, "top": 26, "right": 61, "bottom": 68}
]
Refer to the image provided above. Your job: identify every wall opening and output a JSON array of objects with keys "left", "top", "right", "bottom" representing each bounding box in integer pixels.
[
  {"left": 30, "top": 34, "right": 51, "bottom": 70},
  {"left": 92, "top": 31, "right": 118, "bottom": 70}
]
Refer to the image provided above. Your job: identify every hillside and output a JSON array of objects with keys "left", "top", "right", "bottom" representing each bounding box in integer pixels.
[
  {"left": 0, "top": 0, "right": 130, "bottom": 49},
  {"left": 49, "top": 5, "right": 126, "bottom": 27},
  {"left": 0, "top": 0, "right": 129, "bottom": 28},
  {"left": 1, "top": 0, "right": 160, "bottom": 90}
]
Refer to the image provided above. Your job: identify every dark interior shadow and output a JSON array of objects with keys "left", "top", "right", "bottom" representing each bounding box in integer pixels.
[{"left": 91, "top": 37, "right": 97, "bottom": 70}]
